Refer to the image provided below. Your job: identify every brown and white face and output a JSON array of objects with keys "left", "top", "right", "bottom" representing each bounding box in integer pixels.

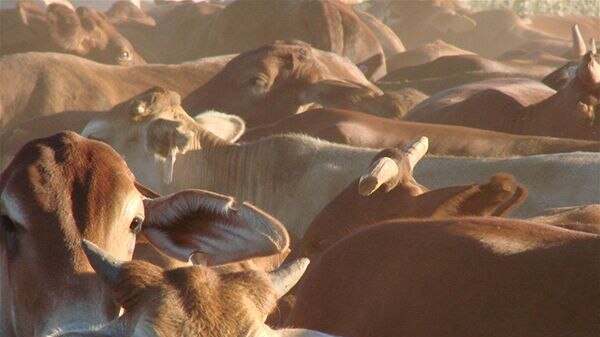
[
  {"left": 16, "top": 2, "right": 145, "bottom": 65},
  {"left": 185, "top": 40, "right": 383, "bottom": 127},
  {"left": 0, "top": 131, "right": 144, "bottom": 336},
  {"left": 0, "top": 131, "right": 290, "bottom": 336}
]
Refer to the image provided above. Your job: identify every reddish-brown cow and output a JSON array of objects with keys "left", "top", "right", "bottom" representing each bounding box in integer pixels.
[
  {"left": 0, "top": 2, "right": 145, "bottom": 65},
  {"left": 0, "top": 131, "right": 289, "bottom": 336},
  {"left": 287, "top": 219, "right": 599, "bottom": 337},
  {"left": 403, "top": 52, "right": 600, "bottom": 140},
  {"left": 241, "top": 108, "right": 600, "bottom": 157}
]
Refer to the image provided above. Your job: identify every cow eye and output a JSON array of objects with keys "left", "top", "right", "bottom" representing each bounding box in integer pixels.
[
  {"left": 130, "top": 217, "right": 143, "bottom": 234},
  {"left": 118, "top": 50, "right": 131, "bottom": 61},
  {"left": 247, "top": 76, "right": 267, "bottom": 87}
]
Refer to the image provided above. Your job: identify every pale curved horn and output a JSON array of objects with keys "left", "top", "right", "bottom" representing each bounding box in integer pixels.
[
  {"left": 268, "top": 258, "right": 310, "bottom": 299},
  {"left": 590, "top": 38, "right": 597, "bottom": 54},
  {"left": 403, "top": 137, "right": 429, "bottom": 170},
  {"left": 81, "top": 239, "right": 124, "bottom": 288},
  {"left": 358, "top": 157, "right": 400, "bottom": 196},
  {"left": 573, "top": 25, "right": 586, "bottom": 58}
]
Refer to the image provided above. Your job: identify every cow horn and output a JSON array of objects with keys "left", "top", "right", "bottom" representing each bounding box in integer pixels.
[
  {"left": 268, "top": 258, "right": 310, "bottom": 299},
  {"left": 358, "top": 156, "right": 400, "bottom": 196},
  {"left": 590, "top": 38, "right": 597, "bottom": 54},
  {"left": 572, "top": 25, "right": 586, "bottom": 58},
  {"left": 81, "top": 239, "right": 124, "bottom": 288},
  {"left": 404, "top": 137, "right": 429, "bottom": 170}
]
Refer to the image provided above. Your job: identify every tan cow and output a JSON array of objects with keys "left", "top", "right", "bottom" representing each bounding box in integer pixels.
[
  {"left": 527, "top": 204, "right": 600, "bottom": 234},
  {"left": 82, "top": 87, "right": 600, "bottom": 238},
  {"left": 286, "top": 218, "right": 600, "bottom": 337},
  {"left": 0, "top": 41, "right": 400, "bottom": 129},
  {"left": 404, "top": 52, "right": 600, "bottom": 140},
  {"left": 0, "top": 2, "right": 145, "bottom": 65},
  {"left": 204, "top": 0, "right": 386, "bottom": 80},
  {"left": 0, "top": 131, "right": 289, "bottom": 336},
  {"left": 55, "top": 241, "right": 339, "bottom": 337}
]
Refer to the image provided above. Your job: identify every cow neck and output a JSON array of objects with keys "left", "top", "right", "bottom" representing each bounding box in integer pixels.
[{"left": 520, "top": 79, "right": 590, "bottom": 137}]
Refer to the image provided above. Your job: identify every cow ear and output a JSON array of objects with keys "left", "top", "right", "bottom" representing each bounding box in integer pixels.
[
  {"left": 300, "top": 79, "right": 382, "bottom": 108},
  {"left": 46, "top": 4, "right": 82, "bottom": 43},
  {"left": 432, "top": 174, "right": 527, "bottom": 217},
  {"left": 144, "top": 118, "right": 194, "bottom": 185},
  {"left": 17, "top": 1, "right": 47, "bottom": 33},
  {"left": 141, "top": 190, "right": 289, "bottom": 266},
  {"left": 194, "top": 111, "right": 246, "bottom": 142},
  {"left": 105, "top": 1, "right": 156, "bottom": 26}
]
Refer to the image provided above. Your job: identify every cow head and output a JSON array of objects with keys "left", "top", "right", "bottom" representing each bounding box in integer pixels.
[
  {"left": 184, "top": 40, "right": 385, "bottom": 127},
  {"left": 16, "top": 2, "right": 145, "bottom": 65},
  {"left": 0, "top": 131, "right": 288, "bottom": 336},
  {"left": 53, "top": 241, "right": 328, "bottom": 337},
  {"left": 293, "top": 138, "right": 527, "bottom": 261},
  {"left": 104, "top": 0, "right": 155, "bottom": 27},
  {"left": 82, "top": 87, "right": 244, "bottom": 192}
]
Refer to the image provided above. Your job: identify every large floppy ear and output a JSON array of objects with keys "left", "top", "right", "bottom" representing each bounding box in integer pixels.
[
  {"left": 300, "top": 79, "right": 382, "bottom": 108},
  {"left": 105, "top": 0, "right": 156, "bottom": 26},
  {"left": 432, "top": 174, "right": 527, "bottom": 217},
  {"left": 194, "top": 111, "right": 246, "bottom": 142},
  {"left": 141, "top": 189, "right": 289, "bottom": 266},
  {"left": 145, "top": 118, "right": 195, "bottom": 185}
]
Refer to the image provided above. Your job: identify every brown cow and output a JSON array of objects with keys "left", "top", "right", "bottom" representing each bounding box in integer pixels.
[
  {"left": 287, "top": 218, "right": 600, "bottom": 337},
  {"left": 292, "top": 147, "right": 527, "bottom": 262},
  {"left": 370, "top": 1, "right": 570, "bottom": 58},
  {"left": 241, "top": 108, "right": 600, "bottom": 157},
  {"left": 58, "top": 242, "right": 338, "bottom": 337},
  {"left": 0, "top": 41, "right": 399, "bottom": 130},
  {"left": 0, "top": 131, "right": 289, "bottom": 336},
  {"left": 385, "top": 39, "right": 474, "bottom": 72},
  {"left": 182, "top": 40, "right": 404, "bottom": 127},
  {"left": 0, "top": 2, "right": 145, "bottom": 65},
  {"left": 204, "top": 0, "right": 387, "bottom": 80},
  {"left": 403, "top": 52, "right": 600, "bottom": 140}
]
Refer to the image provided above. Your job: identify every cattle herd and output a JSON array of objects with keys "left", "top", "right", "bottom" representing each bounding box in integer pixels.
[{"left": 0, "top": 0, "right": 599, "bottom": 336}]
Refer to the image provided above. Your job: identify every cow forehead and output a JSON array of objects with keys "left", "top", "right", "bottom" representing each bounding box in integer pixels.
[{"left": 0, "top": 132, "right": 138, "bottom": 227}]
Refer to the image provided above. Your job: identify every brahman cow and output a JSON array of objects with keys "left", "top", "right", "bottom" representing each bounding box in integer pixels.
[
  {"left": 0, "top": 2, "right": 145, "bottom": 65},
  {"left": 203, "top": 0, "right": 386, "bottom": 80},
  {"left": 240, "top": 108, "right": 600, "bottom": 157},
  {"left": 0, "top": 131, "right": 289, "bottom": 336},
  {"left": 404, "top": 52, "right": 600, "bottom": 140},
  {"left": 0, "top": 41, "right": 401, "bottom": 129},
  {"left": 286, "top": 219, "right": 600, "bottom": 337},
  {"left": 57, "top": 241, "right": 338, "bottom": 337},
  {"left": 82, "top": 87, "right": 600, "bottom": 238},
  {"left": 370, "top": 1, "right": 571, "bottom": 58}
]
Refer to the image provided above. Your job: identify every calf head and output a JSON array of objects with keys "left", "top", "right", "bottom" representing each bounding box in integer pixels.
[
  {"left": 16, "top": 2, "right": 145, "bottom": 65},
  {"left": 294, "top": 138, "right": 527, "bottom": 261},
  {"left": 0, "top": 131, "right": 288, "bottom": 336},
  {"left": 64, "top": 241, "right": 321, "bottom": 337},
  {"left": 184, "top": 40, "right": 384, "bottom": 127}
]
